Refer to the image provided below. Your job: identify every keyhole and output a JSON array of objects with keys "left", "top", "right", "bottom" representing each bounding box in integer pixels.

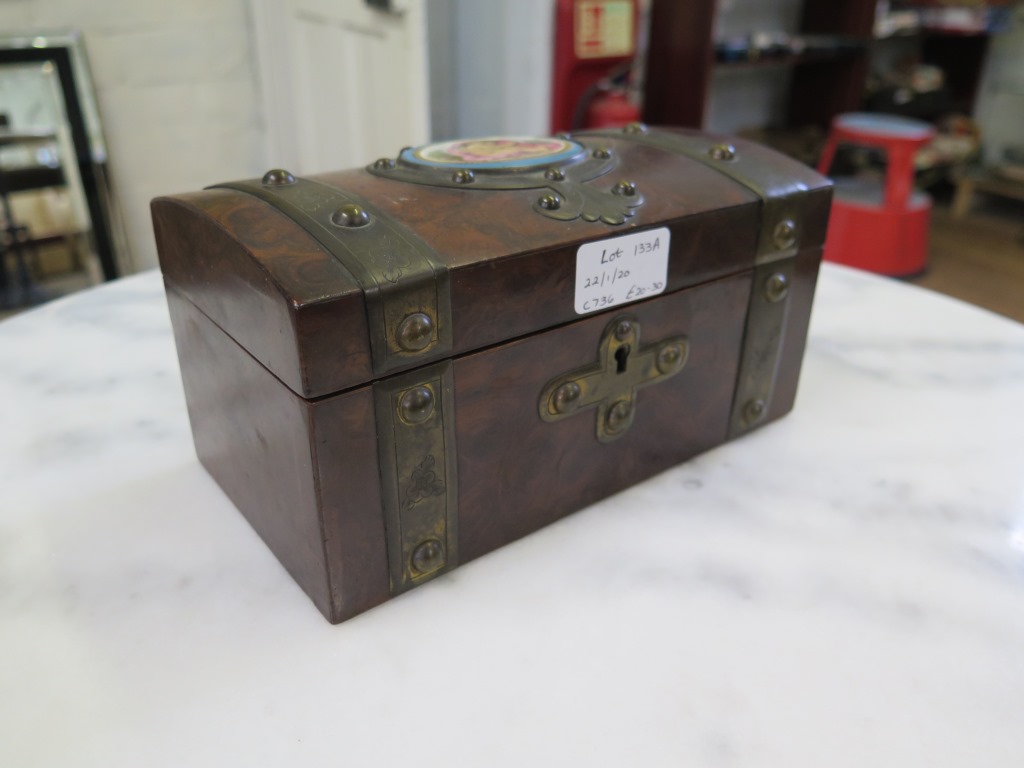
[{"left": 615, "top": 345, "right": 631, "bottom": 374}]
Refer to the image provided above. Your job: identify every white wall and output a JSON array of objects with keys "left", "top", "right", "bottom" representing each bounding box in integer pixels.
[
  {"left": 0, "top": 0, "right": 265, "bottom": 272},
  {"left": 426, "top": 0, "right": 459, "bottom": 141},
  {"left": 434, "top": 0, "right": 552, "bottom": 139},
  {"left": 975, "top": 6, "right": 1024, "bottom": 166},
  {"left": 0, "top": 0, "right": 576, "bottom": 274}
]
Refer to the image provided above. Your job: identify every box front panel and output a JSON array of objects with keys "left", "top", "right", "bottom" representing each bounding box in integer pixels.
[{"left": 453, "top": 272, "right": 751, "bottom": 563}]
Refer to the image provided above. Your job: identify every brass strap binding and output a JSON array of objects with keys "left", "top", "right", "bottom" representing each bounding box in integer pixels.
[
  {"left": 213, "top": 172, "right": 453, "bottom": 378},
  {"left": 728, "top": 263, "right": 795, "bottom": 435},
  {"left": 216, "top": 172, "right": 460, "bottom": 595},
  {"left": 593, "top": 125, "right": 809, "bottom": 265},
  {"left": 373, "top": 361, "right": 459, "bottom": 595},
  {"left": 604, "top": 124, "right": 809, "bottom": 437}
]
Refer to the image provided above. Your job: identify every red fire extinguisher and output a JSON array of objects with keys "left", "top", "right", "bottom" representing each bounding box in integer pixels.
[{"left": 551, "top": 0, "right": 642, "bottom": 133}]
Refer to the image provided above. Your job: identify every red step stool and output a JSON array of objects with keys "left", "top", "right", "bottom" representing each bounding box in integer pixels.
[{"left": 818, "top": 113, "right": 936, "bottom": 276}]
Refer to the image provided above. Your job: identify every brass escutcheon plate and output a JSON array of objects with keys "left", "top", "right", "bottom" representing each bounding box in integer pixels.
[{"left": 539, "top": 314, "right": 689, "bottom": 442}]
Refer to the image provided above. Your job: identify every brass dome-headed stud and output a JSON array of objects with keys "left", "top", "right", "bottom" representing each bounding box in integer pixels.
[
  {"left": 773, "top": 219, "right": 797, "bottom": 250},
  {"left": 623, "top": 122, "right": 648, "bottom": 134},
  {"left": 452, "top": 169, "right": 475, "bottom": 184},
  {"left": 373, "top": 158, "right": 396, "bottom": 170},
  {"left": 330, "top": 204, "right": 370, "bottom": 228},
  {"left": 657, "top": 343, "right": 684, "bottom": 374},
  {"left": 552, "top": 382, "right": 582, "bottom": 414},
  {"left": 743, "top": 398, "right": 766, "bottom": 425},
  {"left": 708, "top": 143, "right": 736, "bottom": 161},
  {"left": 411, "top": 539, "right": 445, "bottom": 575},
  {"left": 612, "top": 180, "right": 638, "bottom": 197},
  {"left": 399, "top": 385, "right": 435, "bottom": 425},
  {"left": 764, "top": 272, "right": 790, "bottom": 303},
  {"left": 545, "top": 167, "right": 565, "bottom": 181},
  {"left": 606, "top": 400, "right": 634, "bottom": 434},
  {"left": 396, "top": 312, "right": 434, "bottom": 352},
  {"left": 538, "top": 193, "right": 562, "bottom": 211},
  {"left": 261, "top": 168, "right": 296, "bottom": 186},
  {"left": 592, "top": 147, "right": 612, "bottom": 160}
]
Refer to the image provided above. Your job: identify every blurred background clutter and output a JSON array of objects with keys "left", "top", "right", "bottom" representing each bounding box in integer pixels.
[{"left": 0, "top": 0, "right": 1020, "bottom": 320}]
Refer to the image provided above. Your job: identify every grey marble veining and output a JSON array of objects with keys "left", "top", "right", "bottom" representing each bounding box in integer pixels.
[{"left": 1, "top": 265, "right": 1022, "bottom": 767}]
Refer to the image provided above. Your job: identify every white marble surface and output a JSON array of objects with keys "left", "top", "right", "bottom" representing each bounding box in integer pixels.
[{"left": 1, "top": 265, "right": 1022, "bottom": 767}]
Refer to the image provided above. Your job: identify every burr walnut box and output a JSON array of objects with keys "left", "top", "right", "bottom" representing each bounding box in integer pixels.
[{"left": 152, "top": 126, "right": 831, "bottom": 624}]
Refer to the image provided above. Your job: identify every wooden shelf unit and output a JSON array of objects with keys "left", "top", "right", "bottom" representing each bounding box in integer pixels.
[
  {"left": 644, "top": 0, "right": 876, "bottom": 130},
  {"left": 642, "top": 1, "right": 1000, "bottom": 132}
]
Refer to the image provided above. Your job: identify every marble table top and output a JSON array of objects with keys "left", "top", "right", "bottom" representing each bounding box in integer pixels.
[{"left": 1, "top": 265, "right": 1022, "bottom": 767}]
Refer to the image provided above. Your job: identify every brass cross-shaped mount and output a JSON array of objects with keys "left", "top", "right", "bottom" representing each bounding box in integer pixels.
[{"left": 539, "top": 314, "right": 689, "bottom": 442}]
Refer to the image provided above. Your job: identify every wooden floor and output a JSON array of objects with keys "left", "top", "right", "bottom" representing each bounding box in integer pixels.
[{"left": 908, "top": 199, "right": 1024, "bottom": 324}]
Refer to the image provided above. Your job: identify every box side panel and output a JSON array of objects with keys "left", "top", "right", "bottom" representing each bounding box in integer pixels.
[
  {"left": 311, "top": 391, "right": 390, "bottom": 623},
  {"left": 165, "top": 286, "right": 333, "bottom": 620},
  {"left": 453, "top": 272, "right": 751, "bottom": 562},
  {"left": 153, "top": 191, "right": 371, "bottom": 399}
]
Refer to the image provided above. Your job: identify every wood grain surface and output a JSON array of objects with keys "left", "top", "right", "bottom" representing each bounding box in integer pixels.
[
  {"left": 154, "top": 129, "right": 830, "bottom": 399},
  {"left": 153, "top": 128, "right": 831, "bottom": 623}
]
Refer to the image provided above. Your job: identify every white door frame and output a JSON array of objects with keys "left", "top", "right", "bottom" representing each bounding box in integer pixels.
[{"left": 247, "top": 0, "right": 431, "bottom": 173}]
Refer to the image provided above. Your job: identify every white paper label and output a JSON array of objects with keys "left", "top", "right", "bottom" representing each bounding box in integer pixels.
[{"left": 574, "top": 227, "right": 670, "bottom": 315}]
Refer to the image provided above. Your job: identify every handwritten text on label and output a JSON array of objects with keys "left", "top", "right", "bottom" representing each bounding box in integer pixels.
[{"left": 574, "top": 227, "right": 671, "bottom": 315}]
